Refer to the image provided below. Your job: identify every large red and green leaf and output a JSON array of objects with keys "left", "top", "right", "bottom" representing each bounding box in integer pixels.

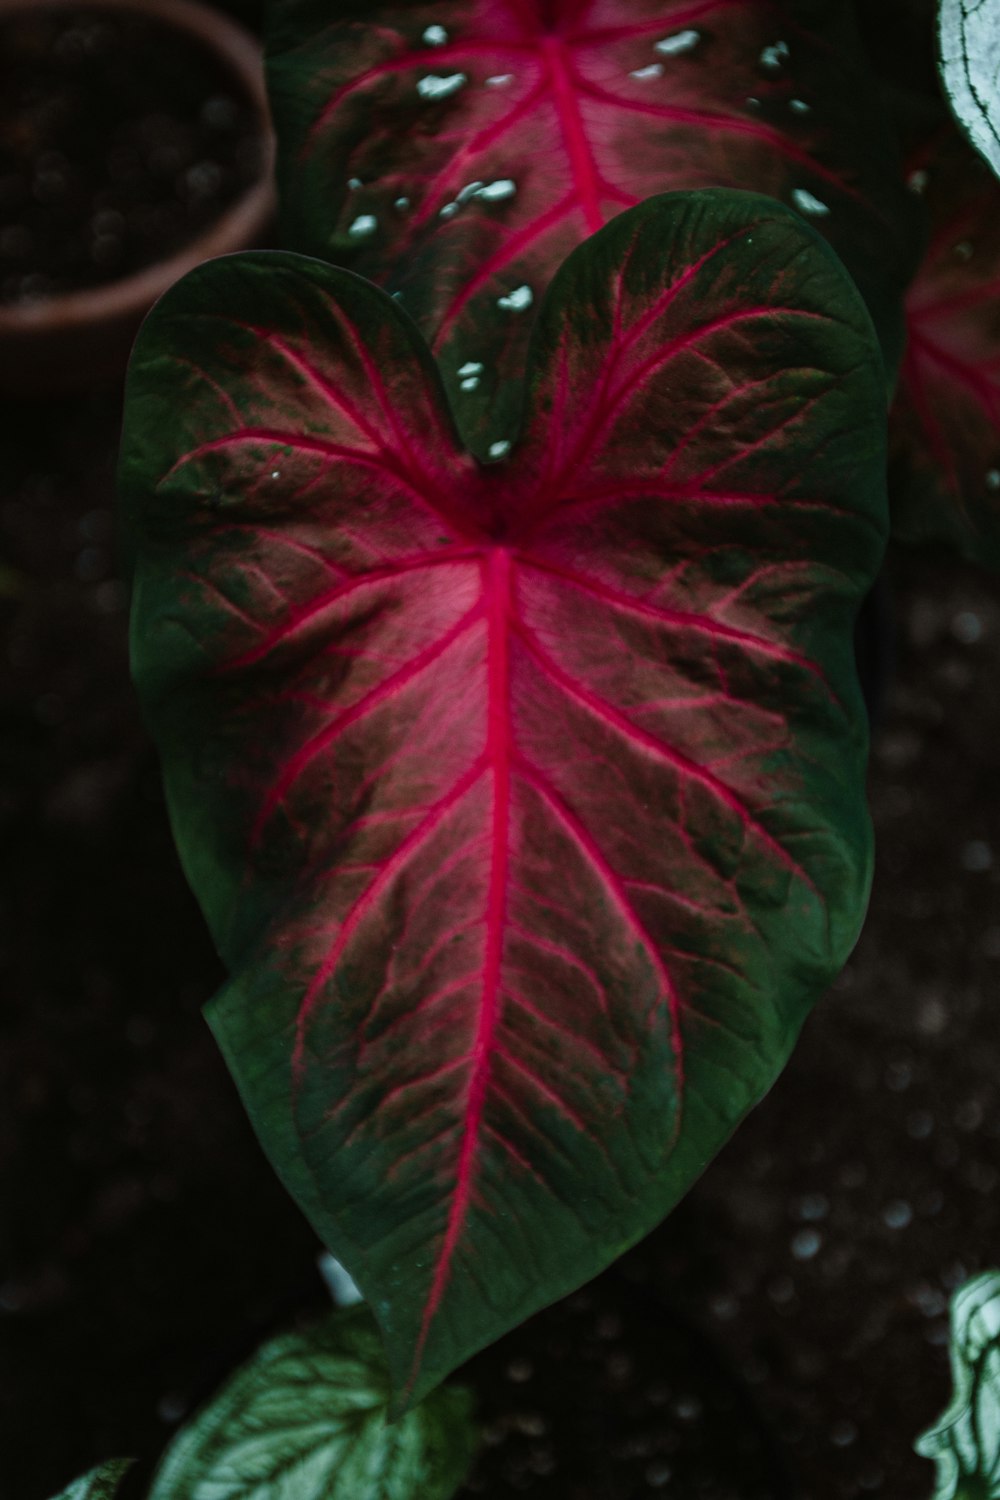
[
  {"left": 891, "top": 125, "right": 1000, "bottom": 564},
  {"left": 265, "top": 0, "right": 918, "bottom": 448},
  {"left": 121, "top": 191, "right": 887, "bottom": 1407}
]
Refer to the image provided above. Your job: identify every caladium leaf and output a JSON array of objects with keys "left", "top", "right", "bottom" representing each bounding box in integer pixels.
[
  {"left": 891, "top": 127, "right": 1000, "bottom": 564},
  {"left": 938, "top": 0, "right": 1000, "bottom": 181},
  {"left": 147, "top": 1307, "right": 477, "bottom": 1500},
  {"left": 121, "top": 190, "right": 887, "bottom": 1407},
  {"left": 916, "top": 1270, "right": 1000, "bottom": 1499},
  {"left": 265, "top": 0, "right": 918, "bottom": 449},
  {"left": 49, "top": 1461, "right": 134, "bottom": 1500}
]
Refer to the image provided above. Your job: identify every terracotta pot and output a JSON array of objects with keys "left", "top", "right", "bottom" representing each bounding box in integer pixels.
[{"left": 0, "top": 0, "right": 276, "bottom": 394}]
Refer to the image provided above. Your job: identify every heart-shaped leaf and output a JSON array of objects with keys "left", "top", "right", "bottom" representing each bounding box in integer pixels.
[
  {"left": 147, "top": 1307, "right": 477, "bottom": 1500},
  {"left": 49, "top": 1462, "right": 134, "bottom": 1500},
  {"left": 891, "top": 126, "right": 1000, "bottom": 564},
  {"left": 265, "top": 0, "right": 918, "bottom": 448},
  {"left": 121, "top": 190, "right": 887, "bottom": 1407},
  {"left": 916, "top": 1270, "right": 1000, "bottom": 1499},
  {"left": 938, "top": 0, "right": 1000, "bottom": 181}
]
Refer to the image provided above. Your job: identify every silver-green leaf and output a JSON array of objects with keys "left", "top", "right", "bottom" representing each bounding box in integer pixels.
[
  {"left": 939, "top": 0, "right": 1000, "bottom": 179},
  {"left": 916, "top": 1270, "right": 1000, "bottom": 1497},
  {"left": 50, "top": 1460, "right": 134, "bottom": 1500},
  {"left": 147, "top": 1307, "right": 478, "bottom": 1500}
]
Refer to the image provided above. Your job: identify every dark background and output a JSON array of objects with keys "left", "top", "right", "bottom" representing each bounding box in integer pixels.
[{"left": 3, "top": 2, "right": 1000, "bottom": 1498}]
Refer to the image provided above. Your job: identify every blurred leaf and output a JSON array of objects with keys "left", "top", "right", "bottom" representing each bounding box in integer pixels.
[
  {"left": 147, "top": 1306, "right": 478, "bottom": 1500},
  {"left": 266, "top": 0, "right": 919, "bottom": 448},
  {"left": 50, "top": 1461, "right": 134, "bottom": 1500},
  {"left": 939, "top": 0, "right": 1000, "bottom": 179},
  {"left": 890, "top": 123, "right": 1000, "bottom": 565},
  {"left": 916, "top": 1270, "right": 1000, "bottom": 1498}
]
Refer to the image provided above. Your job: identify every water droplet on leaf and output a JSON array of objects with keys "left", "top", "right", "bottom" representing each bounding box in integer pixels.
[
  {"left": 317, "top": 1249, "right": 364, "bottom": 1306},
  {"left": 478, "top": 179, "right": 517, "bottom": 202},
  {"left": 348, "top": 213, "right": 377, "bottom": 238},
  {"left": 760, "top": 40, "right": 791, "bottom": 70},
  {"left": 488, "top": 439, "right": 511, "bottom": 459},
  {"left": 792, "top": 187, "right": 830, "bottom": 216},
  {"left": 654, "top": 29, "right": 700, "bottom": 56},
  {"left": 497, "top": 284, "right": 533, "bottom": 311},
  {"left": 416, "top": 72, "right": 467, "bottom": 101},
  {"left": 485, "top": 73, "right": 514, "bottom": 86},
  {"left": 630, "top": 62, "right": 663, "bottom": 79},
  {"left": 422, "top": 23, "right": 448, "bottom": 45}
]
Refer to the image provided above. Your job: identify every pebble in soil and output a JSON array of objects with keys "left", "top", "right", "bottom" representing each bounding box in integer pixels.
[{"left": 0, "top": 7, "right": 263, "bottom": 305}]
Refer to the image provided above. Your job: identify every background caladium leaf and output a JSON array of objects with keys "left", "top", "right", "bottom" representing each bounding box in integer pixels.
[
  {"left": 147, "top": 1307, "right": 477, "bottom": 1500},
  {"left": 916, "top": 1270, "right": 1000, "bottom": 1499},
  {"left": 891, "top": 125, "right": 1000, "bottom": 565},
  {"left": 265, "top": 0, "right": 918, "bottom": 451},
  {"left": 121, "top": 190, "right": 887, "bottom": 1407},
  {"left": 938, "top": 0, "right": 1000, "bottom": 181},
  {"left": 49, "top": 1461, "right": 134, "bottom": 1500}
]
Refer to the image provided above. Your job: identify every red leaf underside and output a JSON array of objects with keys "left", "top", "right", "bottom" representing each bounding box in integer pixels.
[
  {"left": 892, "top": 130, "right": 1000, "bottom": 561},
  {"left": 123, "top": 196, "right": 886, "bottom": 1404}
]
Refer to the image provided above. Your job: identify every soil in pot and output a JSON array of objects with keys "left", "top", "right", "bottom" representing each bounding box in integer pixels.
[{"left": 0, "top": 6, "right": 265, "bottom": 306}]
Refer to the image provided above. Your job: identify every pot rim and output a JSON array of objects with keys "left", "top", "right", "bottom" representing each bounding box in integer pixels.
[{"left": 0, "top": 0, "right": 276, "bottom": 333}]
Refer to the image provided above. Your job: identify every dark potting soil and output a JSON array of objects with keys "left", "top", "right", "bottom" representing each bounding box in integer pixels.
[
  {"left": 0, "top": 7, "right": 263, "bottom": 306},
  {"left": 2, "top": 381, "right": 1000, "bottom": 1500}
]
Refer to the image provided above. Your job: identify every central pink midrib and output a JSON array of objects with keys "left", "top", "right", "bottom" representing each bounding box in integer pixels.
[
  {"left": 540, "top": 34, "right": 605, "bottom": 234},
  {"left": 410, "top": 548, "right": 513, "bottom": 1387}
]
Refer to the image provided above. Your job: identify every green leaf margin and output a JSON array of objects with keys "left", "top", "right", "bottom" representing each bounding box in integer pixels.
[
  {"left": 49, "top": 1460, "right": 134, "bottom": 1500},
  {"left": 916, "top": 1269, "right": 1000, "bottom": 1498},
  {"left": 938, "top": 0, "right": 1000, "bottom": 182}
]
